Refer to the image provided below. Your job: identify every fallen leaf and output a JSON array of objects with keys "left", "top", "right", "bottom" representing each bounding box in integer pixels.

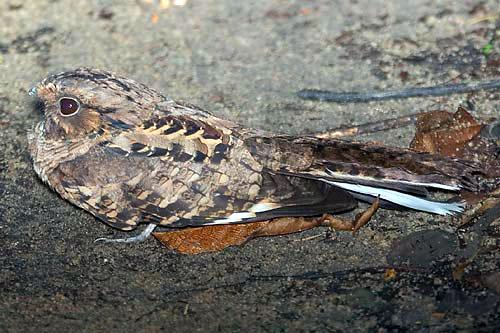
[
  {"left": 154, "top": 222, "right": 266, "bottom": 254},
  {"left": 411, "top": 106, "right": 499, "bottom": 219},
  {"left": 410, "top": 106, "right": 483, "bottom": 157},
  {"left": 154, "top": 216, "right": 323, "bottom": 254},
  {"left": 247, "top": 216, "right": 323, "bottom": 239},
  {"left": 352, "top": 197, "right": 380, "bottom": 234},
  {"left": 411, "top": 106, "right": 499, "bottom": 178},
  {"left": 320, "top": 215, "right": 355, "bottom": 231}
]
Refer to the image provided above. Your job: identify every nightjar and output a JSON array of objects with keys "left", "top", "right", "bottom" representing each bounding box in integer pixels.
[{"left": 27, "top": 68, "right": 485, "bottom": 242}]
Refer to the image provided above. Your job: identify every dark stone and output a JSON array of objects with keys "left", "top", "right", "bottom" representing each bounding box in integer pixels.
[{"left": 387, "top": 229, "right": 458, "bottom": 267}]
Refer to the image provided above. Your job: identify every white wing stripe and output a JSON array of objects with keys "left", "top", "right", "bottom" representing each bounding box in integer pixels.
[{"left": 206, "top": 203, "right": 278, "bottom": 225}]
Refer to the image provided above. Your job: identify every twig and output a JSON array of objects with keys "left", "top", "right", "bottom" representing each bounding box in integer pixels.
[
  {"left": 312, "top": 113, "right": 419, "bottom": 138},
  {"left": 293, "top": 233, "right": 324, "bottom": 242},
  {"left": 297, "top": 79, "right": 500, "bottom": 103}
]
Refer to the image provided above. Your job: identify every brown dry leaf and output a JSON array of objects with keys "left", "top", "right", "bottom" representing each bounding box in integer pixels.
[
  {"left": 154, "top": 222, "right": 267, "bottom": 255},
  {"left": 411, "top": 106, "right": 500, "bottom": 245},
  {"left": 247, "top": 216, "right": 323, "bottom": 239},
  {"left": 154, "top": 216, "right": 323, "bottom": 254},
  {"left": 321, "top": 216, "right": 355, "bottom": 231},
  {"left": 411, "top": 106, "right": 499, "bottom": 178},
  {"left": 411, "top": 106, "right": 499, "bottom": 207},
  {"left": 320, "top": 197, "right": 380, "bottom": 234},
  {"left": 410, "top": 106, "right": 483, "bottom": 157},
  {"left": 353, "top": 197, "right": 380, "bottom": 234}
]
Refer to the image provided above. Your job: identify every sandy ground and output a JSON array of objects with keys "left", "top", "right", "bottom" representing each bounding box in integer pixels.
[{"left": 0, "top": 0, "right": 499, "bottom": 332}]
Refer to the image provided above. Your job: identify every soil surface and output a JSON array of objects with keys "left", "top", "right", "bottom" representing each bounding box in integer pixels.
[{"left": 1, "top": 1, "right": 499, "bottom": 332}]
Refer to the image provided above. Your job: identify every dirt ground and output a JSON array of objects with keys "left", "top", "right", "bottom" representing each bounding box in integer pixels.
[{"left": 1, "top": 0, "right": 499, "bottom": 332}]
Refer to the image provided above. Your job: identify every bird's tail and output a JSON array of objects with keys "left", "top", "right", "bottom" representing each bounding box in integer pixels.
[{"left": 248, "top": 136, "right": 486, "bottom": 215}]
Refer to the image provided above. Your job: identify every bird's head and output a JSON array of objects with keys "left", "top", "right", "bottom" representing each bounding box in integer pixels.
[{"left": 29, "top": 68, "right": 166, "bottom": 141}]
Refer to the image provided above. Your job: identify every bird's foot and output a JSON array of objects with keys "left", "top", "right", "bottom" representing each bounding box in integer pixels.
[{"left": 94, "top": 223, "right": 157, "bottom": 243}]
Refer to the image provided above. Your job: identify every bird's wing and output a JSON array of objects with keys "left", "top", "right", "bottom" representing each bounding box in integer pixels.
[
  {"left": 121, "top": 171, "right": 358, "bottom": 228},
  {"left": 73, "top": 104, "right": 358, "bottom": 229}
]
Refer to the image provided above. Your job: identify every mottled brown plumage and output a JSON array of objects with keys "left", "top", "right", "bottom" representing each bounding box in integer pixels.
[{"left": 27, "top": 68, "right": 489, "bottom": 241}]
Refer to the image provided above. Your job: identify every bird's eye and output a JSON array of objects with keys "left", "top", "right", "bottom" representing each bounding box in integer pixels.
[{"left": 59, "top": 97, "right": 80, "bottom": 116}]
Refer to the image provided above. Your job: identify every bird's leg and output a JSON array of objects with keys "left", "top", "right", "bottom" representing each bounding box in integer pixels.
[
  {"left": 94, "top": 223, "right": 157, "bottom": 243},
  {"left": 321, "top": 197, "right": 380, "bottom": 234}
]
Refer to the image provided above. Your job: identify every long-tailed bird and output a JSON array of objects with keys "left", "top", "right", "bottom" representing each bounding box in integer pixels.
[{"left": 28, "top": 68, "right": 486, "bottom": 243}]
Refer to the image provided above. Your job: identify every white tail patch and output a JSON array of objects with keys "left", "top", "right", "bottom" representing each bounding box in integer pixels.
[{"left": 324, "top": 180, "right": 464, "bottom": 216}]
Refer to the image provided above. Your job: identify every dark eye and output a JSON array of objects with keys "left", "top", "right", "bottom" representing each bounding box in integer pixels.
[{"left": 59, "top": 97, "right": 80, "bottom": 116}]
